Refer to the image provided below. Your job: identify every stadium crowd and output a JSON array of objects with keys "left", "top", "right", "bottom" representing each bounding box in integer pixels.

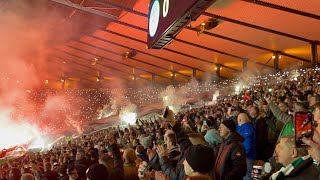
[{"left": 1, "top": 67, "right": 320, "bottom": 180}]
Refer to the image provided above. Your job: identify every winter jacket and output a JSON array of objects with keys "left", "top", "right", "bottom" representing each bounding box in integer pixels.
[
  {"left": 159, "top": 122, "right": 193, "bottom": 180},
  {"left": 168, "top": 145, "right": 181, "bottom": 167},
  {"left": 214, "top": 132, "right": 247, "bottom": 180},
  {"left": 74, "top": 158, "right": 90, "bottom": 168},
  {"left": 236, "top": 122, "right": 257, "bottom": 160},
  {"left": 269, "top": 102, "right": 293, "bottom": 141},
  {"left": 109, "top": 143, "right": 124, "bottom": 180},
  {"left": 264, "top": 111, "right": 283, "bottom": 160},
  {"left": 272, "top": 156, "right": 320, "bottom": 180},
  {"left": 187, "top": 174, "right": 213, "bottom": 180},
  {"left": 123, "top": 163, "right": 139, "bottom": 180},
  {"left": 265, "top": 111, "right": 283, "bottom": 143},
  {"left": 42, "top": 170, "right": 58, "bottom": 180},
  {"left": 252, "top": 116, "right": 267, "bottom": 160}
]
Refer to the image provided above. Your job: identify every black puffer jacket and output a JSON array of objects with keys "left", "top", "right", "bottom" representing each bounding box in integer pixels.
[
  {"left": 159, "top": 122, "right": 192, "bottom": 180},
  {"left": 214, "top": 132, "right": 247, "bottom": 180}
]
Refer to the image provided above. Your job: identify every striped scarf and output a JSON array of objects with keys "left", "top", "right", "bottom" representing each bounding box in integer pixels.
[{"left": 270, "top": 155, "right": 310, "bottom": 180}]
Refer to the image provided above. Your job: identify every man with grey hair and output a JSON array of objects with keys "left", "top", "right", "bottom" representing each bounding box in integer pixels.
[{"left": 271, "top": 135, "right": 319, "bottom": 179}]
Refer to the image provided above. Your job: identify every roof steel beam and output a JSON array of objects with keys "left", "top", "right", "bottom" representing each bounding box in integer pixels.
[
  {"left": 241, "top": 0, "right": 320, "bottom": 20},
  {"left": 80, "top": 32, "right": 230, "bottom": 79},
  {"left": 71, "top": 38, "right": 191, "bottom": 78},
  {"left": 203, "top": 12, "right": 316, "bottom": 43},
  {"left": 96, "top": 1, "right": 310, "bottom": 63},
  {"left": 88, "top": 24, "right": 241, "bottom": 72},
  {"left": 56, "top": 49, "right": 157, "bottom": 82},
  {"left": 65, "top": 45, "right": 174, "bottom": 81},
  {"left": 51, "top": 54, "right": 131, "bottom": 82},
  {"left": 49, "top": 0, "right": 119, "bottom": 20}
]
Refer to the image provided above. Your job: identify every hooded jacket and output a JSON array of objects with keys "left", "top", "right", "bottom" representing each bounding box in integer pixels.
[
  {"left": 214, "top": 132, "right": 247, "bottom": 180},
  {"left": 236, "top": 122, "right": 257, "bottom": 160}
]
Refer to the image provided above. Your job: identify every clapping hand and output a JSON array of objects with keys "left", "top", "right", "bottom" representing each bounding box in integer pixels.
[
  {"left": 156, "top": 145, "right": 168, "bottom": 158},
  {"left": 138, "top": 161, "right": 151, "bottom": 180}
]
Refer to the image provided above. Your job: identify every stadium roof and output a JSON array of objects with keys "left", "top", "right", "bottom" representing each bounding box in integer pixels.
[{"left": 2, "top": 0, "right": 320, "bottom": 88}]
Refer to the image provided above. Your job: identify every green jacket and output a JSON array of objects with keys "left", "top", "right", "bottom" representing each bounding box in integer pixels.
[{"left": 269, "top": 102, "right": 293, "bottom": 141}]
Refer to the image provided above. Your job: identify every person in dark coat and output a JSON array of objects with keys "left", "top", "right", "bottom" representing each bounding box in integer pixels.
[
  {"left": 74, "top": 148, "right": 90, "bottom": 168},
  {"left": 42, "top": 162, "right": 58, "bottom": 180},
  {"left": 57, "top": 165, "right": 69, "bottom": 180},
  {"left": 86, "top": 164, "right": 109, "bottom": 180},
  {"left": 101, "top": 132, "right": 124, "bottom": 180},
  {"left": 214, "top": 120, "right": 247, "bottom": 180}
]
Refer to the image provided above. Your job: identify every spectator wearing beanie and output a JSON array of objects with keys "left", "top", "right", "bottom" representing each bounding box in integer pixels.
[
  {"left": 86, "top": 164, "right": 109, "bottom": 180},
  {"left": 183, "top": 144, "right": 215, "bottom": 180},
  {"left": 214, "top": 120, "right": 246, "bottom": 180}
]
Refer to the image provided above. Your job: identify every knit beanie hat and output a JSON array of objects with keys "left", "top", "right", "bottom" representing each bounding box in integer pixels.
[
  {"left": 86, "top": 164, "right": 109, "bottom": 180},
  {"left": 221, "top": 120, "right": 236, "bottom": 132},
  {"left": 185, "top": 144, "right": 215, "bottom": 173}
]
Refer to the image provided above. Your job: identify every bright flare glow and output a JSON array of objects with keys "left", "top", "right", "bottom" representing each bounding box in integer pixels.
[
  {"left": 119, "top": 104, "right": 137, "bottom": 125},
  {"left": 120, "top": 112, "right": 137, "bottom": 124},
  {"left": 212, "top": 90, "right": 219, "bottom": 104},
  {"left": 235, "top": 86, "right": 240, "bottom": 92},
  {"left": 0, "top": 110, "right": 42, "bottom": 150},
  {"left": 268, "top": 88, "right": 272, "bottom": 92}
]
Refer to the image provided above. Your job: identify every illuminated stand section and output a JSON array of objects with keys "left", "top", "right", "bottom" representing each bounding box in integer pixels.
[{"left": 147, "top": 0, "right": 216, "bottom": 49}]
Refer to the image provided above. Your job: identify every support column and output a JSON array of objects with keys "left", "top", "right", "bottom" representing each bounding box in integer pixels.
[
  {"left": 311, "top": 42, "right": 318, "bottom": 66},
  {"left": 216, "top": 65, "right": 221, "bottom": 81},
  {"left": 152, "top": 74, "right": 156, "bottom": 84},
  {"left": 61, "top": 79, "right": 65, "bottom": 89},
  {"left": 171, "top": 72, "right": 176, "bottom": 85},
  {"left": 274, "top": 54, "right": 280, "bottom": 73},
  {"left": 243, "top": 59, "right": 248, "bottom": 71},
  {"left": 192, "top": 68, "right": 197, "bottom": 79}
]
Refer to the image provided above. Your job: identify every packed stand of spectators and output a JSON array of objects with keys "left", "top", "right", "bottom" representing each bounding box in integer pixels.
[{"left": 1, "top": 68, "right": 320, "bottom": 180}]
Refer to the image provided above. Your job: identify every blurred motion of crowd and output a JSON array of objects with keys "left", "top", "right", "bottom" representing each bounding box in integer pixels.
[{"left": 1, "top": 67, "right": 320, "bottom": 180}]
